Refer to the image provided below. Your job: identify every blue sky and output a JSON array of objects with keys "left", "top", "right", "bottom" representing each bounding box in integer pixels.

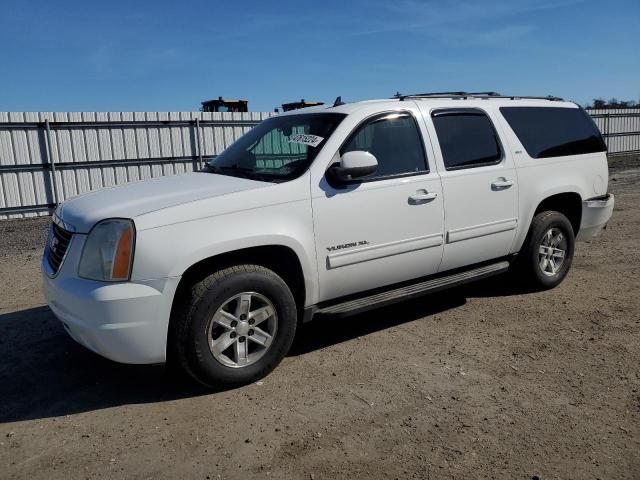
[{"left": 0, "top": 0, "right": 638, "bottom": 112}]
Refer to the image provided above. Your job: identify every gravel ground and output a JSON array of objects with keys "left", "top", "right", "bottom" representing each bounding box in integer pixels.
[
  {"left": 0, "top": 216, "right": 49, "bottom": 258},
  {"left": 0, "top": 157, "right": 638, "bottom": 480}
]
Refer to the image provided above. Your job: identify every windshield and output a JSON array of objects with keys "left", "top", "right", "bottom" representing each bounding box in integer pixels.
[{"left": 203, "top": 113, "right": 346, "bottom": 182}]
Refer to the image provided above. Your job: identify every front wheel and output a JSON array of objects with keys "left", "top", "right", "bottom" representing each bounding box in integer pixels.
[
  {"left": 518, "top": 211, "right": 575, "bottom": 289},
  {"left": 171, "top": 265, "right": 297, "bottom": 387}
]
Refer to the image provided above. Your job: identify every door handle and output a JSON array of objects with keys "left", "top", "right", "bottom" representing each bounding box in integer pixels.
[
  {"left": 408, "top": 190, "right": 438, "bottom": 205},
  {"left": 491, "top": 178, "right": 514, "bottom": 190}
]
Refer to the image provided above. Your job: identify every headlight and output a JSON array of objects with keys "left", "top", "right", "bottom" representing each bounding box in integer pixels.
[{"left": 78, "top": 219, "right": 135, "bottom": 281}]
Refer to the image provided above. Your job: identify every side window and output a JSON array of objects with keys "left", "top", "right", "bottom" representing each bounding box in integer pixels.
[
  {"left": 340, "top": 112, "right": 428, "bottom": 178},
  {"left": 431, "top": 109, "right": 502, "bottom": 170},
  {"left": 499, "top": 106, "right": 607, "bottom": 158}
]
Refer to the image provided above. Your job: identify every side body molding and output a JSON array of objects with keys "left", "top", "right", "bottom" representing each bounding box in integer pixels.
[
  {"left": 447, "top": 218, "right": 518, "bottom": 244},
  {"left": 327, "top": 233, "right": 444, "bottom": 269}
]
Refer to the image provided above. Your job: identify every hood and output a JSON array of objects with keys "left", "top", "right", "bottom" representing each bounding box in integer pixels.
[{"left": 58, "top": 173, "right": 269, "bottom": 233}]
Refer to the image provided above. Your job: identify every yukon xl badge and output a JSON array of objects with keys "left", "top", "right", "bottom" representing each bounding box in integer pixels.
[{"left": 327, "top": 240, "right": 370, "bottom": 252}]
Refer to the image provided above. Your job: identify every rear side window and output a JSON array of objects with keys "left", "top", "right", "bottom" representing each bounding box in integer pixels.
[
  {"left": 431, "top": 109, "right": 502, "bottom": 170},
  {"left": 341, "top": 112, "right": 428, "bottom": 178},
  {"left": 500, "top": 106, "right": 606, "bottom": 158}
]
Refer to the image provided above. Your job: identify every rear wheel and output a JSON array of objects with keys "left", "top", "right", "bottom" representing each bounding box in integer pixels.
[
  {"left": 518, "top": 211, "right": 575, "bottom": 289},
  {"left": 172, "top": 265, "right": 297, "bottom": 387}
]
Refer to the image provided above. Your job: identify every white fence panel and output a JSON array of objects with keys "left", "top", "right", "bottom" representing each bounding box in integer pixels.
[
  {"left": 586, "top": 108, "right": 640, "bottom": 155},
  {"left": 0, "top": 111, "right": 272, "bottom": 219},
  {"left": 1, "top": 108, "right": 637, "bottom": 220}
]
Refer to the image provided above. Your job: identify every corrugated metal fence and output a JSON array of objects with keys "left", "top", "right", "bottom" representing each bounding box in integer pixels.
[
  {"left": 0, "top": 111, "right": 271, "bottom": 219},
  {"left": 0, "top": 108, "right": 638, "bottom": 219},
  {"left": 586, "top": 107, "right": 640, "bottom": 156}
]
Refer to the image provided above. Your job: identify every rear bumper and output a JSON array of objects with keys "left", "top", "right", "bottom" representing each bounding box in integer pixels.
[{"left": 576, "top": 193, "right": 615, "bottom": 241}]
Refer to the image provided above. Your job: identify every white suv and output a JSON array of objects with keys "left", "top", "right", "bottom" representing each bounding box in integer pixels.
[{"left": 42, "top": 92, "right": 614, "bottom": 386}]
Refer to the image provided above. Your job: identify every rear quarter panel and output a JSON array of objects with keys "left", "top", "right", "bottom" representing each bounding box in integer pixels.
[{"left": 494, "top": 111, "right": 609, "bottom": 251}]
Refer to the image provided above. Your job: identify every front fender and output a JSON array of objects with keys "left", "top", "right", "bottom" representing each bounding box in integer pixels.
[{"left": 131, "top": 200, "right": 319, "bottom": 305}]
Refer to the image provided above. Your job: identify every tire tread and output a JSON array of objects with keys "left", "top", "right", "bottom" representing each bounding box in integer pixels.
[
  {"left": 518, "top": 210, "right": 575, "bottom": 289},
  {"left": 171, "top": 264, "right": 294, "bottom": 387}
]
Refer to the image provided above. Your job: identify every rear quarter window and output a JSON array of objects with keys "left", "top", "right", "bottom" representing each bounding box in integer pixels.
[{"left": 500, "top": 106, "right": 606, "bottom": 159}]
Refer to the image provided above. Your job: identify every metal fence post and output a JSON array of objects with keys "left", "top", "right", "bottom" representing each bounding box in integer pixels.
[
  {"left": 195, "top": 118, "right": 204, "bottom": 170},
  {"left": 44, "top": 119, "right": 60, "bottom": 208}
]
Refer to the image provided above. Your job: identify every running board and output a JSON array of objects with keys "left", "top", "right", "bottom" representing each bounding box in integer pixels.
[{"left": 315, "top": 261, "right": 510, "bottom": 317}]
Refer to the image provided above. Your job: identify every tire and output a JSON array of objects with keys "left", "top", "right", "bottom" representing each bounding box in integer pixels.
[
  {"left": 172, "top": 265, "right": 297, "bottom": 387},
  {"left": 518, "top": 210, "right": 575, "bottom": 289}
]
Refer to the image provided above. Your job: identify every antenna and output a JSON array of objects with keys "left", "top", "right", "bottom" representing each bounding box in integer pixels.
[{"left": 333, "top": 96, "right": 345, "bottom": 107}]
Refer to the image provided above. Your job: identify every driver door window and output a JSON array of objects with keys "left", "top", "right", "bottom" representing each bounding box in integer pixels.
[{"left": 340, "top": 112, "right": 428, "bottom": 179}]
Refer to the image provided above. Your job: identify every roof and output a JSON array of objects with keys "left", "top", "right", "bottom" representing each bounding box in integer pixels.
[{"left": 277, "top": 95, "right": 579, "bottom": 116}]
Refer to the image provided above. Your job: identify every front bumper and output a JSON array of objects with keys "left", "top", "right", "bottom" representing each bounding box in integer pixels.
[
  {"left": 42, "top": 233, "right": 180, "bottom": 364},
  {"left": 576, "top": 193, "right": 615, "bottom": 241}
]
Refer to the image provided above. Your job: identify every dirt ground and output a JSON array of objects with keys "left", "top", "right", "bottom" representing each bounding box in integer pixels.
[{"left": 1, "top": 157, "right": 638, "bottom": 480}]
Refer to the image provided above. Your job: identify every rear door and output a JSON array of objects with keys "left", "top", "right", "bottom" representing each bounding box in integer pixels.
[{"left": 420, "top": 106, "right": 519, "bottom": 271}]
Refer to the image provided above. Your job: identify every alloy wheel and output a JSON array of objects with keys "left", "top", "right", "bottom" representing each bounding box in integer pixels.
[
  {"left": 206, "top": 292, "right": 278, "bottom": 368},
  {"left": 538, "top": 227, "right": 567, "bottom": 277}
]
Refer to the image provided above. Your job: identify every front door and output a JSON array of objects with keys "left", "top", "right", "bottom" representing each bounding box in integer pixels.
[
  {"left": 421, "top": 106, "right": 519, "bottom": 271},
  {"left": 311, "top": 110, "right": 445, "bottom": 302}
]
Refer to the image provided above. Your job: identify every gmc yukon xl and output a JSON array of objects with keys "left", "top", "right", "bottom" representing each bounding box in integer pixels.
[{"left": 42, "top": 92, "right": 614, "bottom": 386}]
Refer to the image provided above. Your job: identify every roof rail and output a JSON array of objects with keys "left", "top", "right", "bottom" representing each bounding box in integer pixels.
[
  {"left": 487, "top": 94, "right": 564, "bottom": 101},
  {"left": 396, "top": 92, "right": 563, "bottom": 102},
  {"left": 395, "top": 91, "right": 469, "bottom": 99},
  {"left": 466, "top": 91, "right": 501, "bottom": 96}
]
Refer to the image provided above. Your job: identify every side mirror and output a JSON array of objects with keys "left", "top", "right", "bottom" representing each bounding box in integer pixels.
[{"left": 329, "top": 151, "right": 378, "bottom": 183}]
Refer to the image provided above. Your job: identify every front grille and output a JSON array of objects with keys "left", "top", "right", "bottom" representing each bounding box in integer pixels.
[{"left": 46, "top": 223, "right": 73, "bottom": 274}]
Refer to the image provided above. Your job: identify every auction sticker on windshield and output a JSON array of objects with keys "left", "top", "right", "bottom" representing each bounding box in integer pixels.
[{"left": 288, "top": 134, "right": 324, "bottom": 148}]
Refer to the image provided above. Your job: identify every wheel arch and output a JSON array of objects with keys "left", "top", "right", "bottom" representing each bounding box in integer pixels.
[
  {"left": 172, "top": 244, "right": 308, "bottom": 313},
  {"left": 166, "top": 244, "right": 309, "bottom": 364},
  {"left": 533, "top": 192, "right": 582, "bottom": 235},
  {"left": 514, "top": 189, "right": 583, "bottom": 252}
]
